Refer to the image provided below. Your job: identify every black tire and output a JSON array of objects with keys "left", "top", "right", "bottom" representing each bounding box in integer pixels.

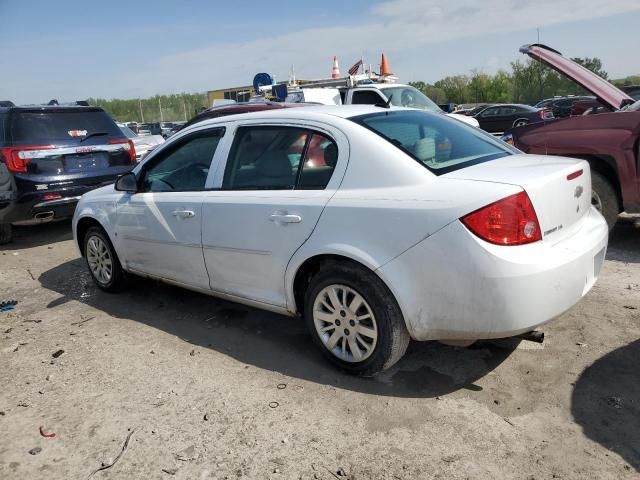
[
  {"left": 83, "top": 226, "right": 125, "bottom": 292},
  {"left": 0, "top": 224, "right": 11, "bottom": 245},
  {"left": 591, "top": 171, "right": 619, "bottom": 230},
  {"left": 303, "top": 262, "right": 410, "bottom": 377}
]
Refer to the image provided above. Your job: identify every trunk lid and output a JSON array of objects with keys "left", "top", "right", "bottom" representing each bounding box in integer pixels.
[
  {"left": 520, "top": 44, "right": 634, "bottom": 111},
  {"left": 445, "top": 154, "right": 592, "bottom": 240}
]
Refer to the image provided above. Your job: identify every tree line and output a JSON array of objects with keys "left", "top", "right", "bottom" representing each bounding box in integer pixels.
[
  {"left": 87, "top": 93, "right": 208, "bottom": 123},
  {"left": 410, "top": 58, "right": 637, "bottom": 106},
  {"left": 87, "top": 58, "right": 637, "bottom": 121}
]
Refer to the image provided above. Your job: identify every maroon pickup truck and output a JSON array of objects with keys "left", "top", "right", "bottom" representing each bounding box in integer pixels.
[{"left": 504, "top": 44, "right": 639, "bottom": 229}]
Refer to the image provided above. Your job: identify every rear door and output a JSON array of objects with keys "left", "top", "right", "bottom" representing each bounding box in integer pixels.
[
  {"left": 201, "top": 121, "right": 347, "bottom": 307},
  {"left": 115, "top": 127, "right": 224, "bottom": 289}
]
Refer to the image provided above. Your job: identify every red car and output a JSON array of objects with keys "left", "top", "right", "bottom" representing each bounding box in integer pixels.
[{"left": 504, "top": 44, "right": 639, "bottom": 229}]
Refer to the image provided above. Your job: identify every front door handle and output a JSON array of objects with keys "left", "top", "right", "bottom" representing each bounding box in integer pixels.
[
  {"left": 269, "top": 211, "right": 302, "bottom": 224},
  {"left": 173, "top": 209, "right": 195, "bottom": 218}
]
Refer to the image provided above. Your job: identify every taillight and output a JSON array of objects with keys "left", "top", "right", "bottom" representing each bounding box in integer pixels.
[
  {"left": 461, "top": 191, "right": 542, "bottom": 246},
  {"left": 0, "top": 145, "right": 55, "bottom": 173},
  {"left": 538, "top": 110, "right": 545, "bottom": 119},
  {"left": 109, "top": 139, "right": 136, "bottom": 163}
]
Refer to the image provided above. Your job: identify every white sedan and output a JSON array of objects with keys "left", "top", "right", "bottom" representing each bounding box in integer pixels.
[{"left": 73, "top": 106, "right": 608, "bottom": 376}]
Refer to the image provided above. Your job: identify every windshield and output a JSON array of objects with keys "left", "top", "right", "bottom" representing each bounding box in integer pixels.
[
  {"left": 351, "top": 110, "right": 515, "bottom": 174},
  {"left": 119, "top": 125, "right": 137, "bottom": 138},
  {"left": 380, "top": 86, "right": 442, "bottom": 113}
]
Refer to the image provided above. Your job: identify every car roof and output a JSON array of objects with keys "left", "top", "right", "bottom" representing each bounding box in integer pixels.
[
  {"left": 186, "top": 105, "right": 413, "bottom": 129},
  {"left": 0, "top": 105, "right": 103, "bottom": 114}
]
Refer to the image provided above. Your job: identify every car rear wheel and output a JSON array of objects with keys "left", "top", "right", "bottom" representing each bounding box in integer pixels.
[
  {"left": 591, "top": 172, "right": 619, "bottom": 230},
  {"left": 84, "top": 226, "right": 125, "bottom": 291},
  {"left": 513, "top": 119, "right": 529, "bottom": 128},
  {"left": 0, "top": 224, "right": 12, "bottom": 245},
  {"left": 304, "top": 262, "right": 410, "bottom": 376}
]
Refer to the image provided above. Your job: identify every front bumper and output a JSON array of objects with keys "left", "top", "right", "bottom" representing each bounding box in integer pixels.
[{"left": 378, "top": 206, "right": 609, "bottom": 341}]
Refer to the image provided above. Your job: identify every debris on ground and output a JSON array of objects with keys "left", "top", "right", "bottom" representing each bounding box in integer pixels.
[
  {"left": 28, "top": 447, "right": 42, "bottom": 455},
  {"left": 269, "top": 402, "right": 279, "bottom": 409},
  {"left": 174, "top": 445, "right": 197, "bottom": 461},
  {"left": 606, "top": 396, "right": 623, "bottom": 409},
  {"left": 71, "top": 316, "right": 95, "bottom": 326},
  {"left": 86, "top": 428, "right": 136, "bottom": 479},
  {"left": 162, "top": 468, "right": 178, "bottom": 475},
  {"left": 0, "top": 300, "right": 18, "bottom": 312},
  {"left": 51, "top": 349, "right": 65, "bottom": 358},
  {"left": 39, "top": 426, "right": 56, "bottom": 438}
]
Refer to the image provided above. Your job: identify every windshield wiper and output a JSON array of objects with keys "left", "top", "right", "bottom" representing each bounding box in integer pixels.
[{"left": 79, "top": 132, "right": 110, "bottom": 143}]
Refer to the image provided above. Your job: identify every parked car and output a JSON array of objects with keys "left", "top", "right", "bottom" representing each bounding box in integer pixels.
[
  {"left": 534, "top": 96, "right": 604, "bottom": 118},
  {"left": 164, "top": 122, "right": 186, "bottom": 139},
  {"left": 471, "top": 104, "right": 554, "bottom": 133},
  {"left": 117, "top": 123, "right": 164, "bottom": 161},
  {"left": 73, "top": 105, "right": 607, "bottom": 376},
  {"left": 504, "top": 44, "right": 639, "bottom": 229},
  {"left": 286, "top": 84, "right": 480, "bottom": 128},
  {"left": 0, "top": 104, "right": 135, "bottom": 244},
  {"left": 179, "top": 101, "right": 311, "bottom": 132}
]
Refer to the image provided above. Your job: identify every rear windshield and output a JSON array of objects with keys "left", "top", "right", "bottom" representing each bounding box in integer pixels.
[
  {"left": 10, "top": 110, "right": 122, "bottom": 143},
  {"left": 351, "top": 110, "right": 515, "bottom": 174}
]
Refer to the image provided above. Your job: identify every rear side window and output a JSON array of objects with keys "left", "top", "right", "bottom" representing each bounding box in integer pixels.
[
  {"left": 222, "top": 126, "right": 337, "bottom": 190},
  {"left": 10, "top": 110, "right": 122, "bottom": 143},
  {"left": 352, "top": 110, "right": 514, "bottom": 175}
]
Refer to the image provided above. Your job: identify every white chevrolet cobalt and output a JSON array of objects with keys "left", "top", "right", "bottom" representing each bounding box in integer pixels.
[{"left": 73, "top": 106, "right": 608, "bottom": 376}]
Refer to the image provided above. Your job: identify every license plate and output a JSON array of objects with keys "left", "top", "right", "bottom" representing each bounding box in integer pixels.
[
  {"left": 64, "top": 154, "right": 108, "bottom": 172},
  {"left": 593, "top": 247, "right": 606, "bottom": 278}
]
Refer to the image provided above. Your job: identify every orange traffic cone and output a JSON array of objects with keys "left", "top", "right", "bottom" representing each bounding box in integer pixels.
[
  {"left": 380, "top": 53, "right": 392, "bottom": 77},
  {"left": 331, "top": 56, "right": 341, "bottom": 79}
]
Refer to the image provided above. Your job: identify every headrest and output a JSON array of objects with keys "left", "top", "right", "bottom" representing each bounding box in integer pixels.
[
  {"left": 255, "top": 150, "right": 292, "bottom": 177},
  {"left": 323, "top": 142, "right": 338, "bottom": 167},
  {"left": 413, "top": 137, "right": 436, "bottom": 162}
]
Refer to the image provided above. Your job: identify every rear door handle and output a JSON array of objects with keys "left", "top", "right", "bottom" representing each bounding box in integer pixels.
[
  {"left": 269, "top": 212, "right": 302, "bottom": 224},
  {"left": 173, "top": 209, "right": 195, "bottom": 218}
]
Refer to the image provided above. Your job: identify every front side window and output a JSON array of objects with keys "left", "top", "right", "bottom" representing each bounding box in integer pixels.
[
  {"left": 352, "top": 110, "right": 514, "bottom": 174},
  {"left": 141, "top": 129, "right": 223, "bottom": 192},
  {"left": 480, "top": 107, "right": 499, "bottom": 117},
  {"left": 223, "top": 126, "right": 337, "bottom": 190}
]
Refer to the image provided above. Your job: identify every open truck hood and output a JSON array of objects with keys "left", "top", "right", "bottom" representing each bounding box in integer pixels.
[{"left": 520, "top": 44, "right": 634, "bottom": 111}]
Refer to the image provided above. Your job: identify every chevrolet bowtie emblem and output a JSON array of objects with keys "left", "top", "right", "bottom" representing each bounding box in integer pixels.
[{"left": 574, "top": 185, "right": 584, "bottom": 198}]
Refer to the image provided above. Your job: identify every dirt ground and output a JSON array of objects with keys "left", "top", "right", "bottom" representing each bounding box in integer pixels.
[{"left": 0, "top": 216, "right": 638, "bottom": 480}]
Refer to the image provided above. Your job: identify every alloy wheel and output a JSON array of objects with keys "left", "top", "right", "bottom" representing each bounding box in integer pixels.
[
  {"left": 86, "top": 235, "right": 113, "bottom": 284},
  {"left": 312, "top": 284, "right": 378, "bottom": 363}
]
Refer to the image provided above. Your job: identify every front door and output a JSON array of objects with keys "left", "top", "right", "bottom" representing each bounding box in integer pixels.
[
  {"left": 202, "top": 123, "right": 345, "bottom": 307},
  {"left": 115, "top": 127, "right": 224, "bottom": 289}
]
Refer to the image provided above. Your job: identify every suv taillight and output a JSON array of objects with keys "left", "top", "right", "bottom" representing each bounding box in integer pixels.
[
  {"left": 461, "top": 191, "right": 542, "bottom": 246},
  {"left": 109, "top": 139, "right": 136, "bottom": 163},
  {"left": 0, "top": 145, "right": 55, "bottom": 173}
]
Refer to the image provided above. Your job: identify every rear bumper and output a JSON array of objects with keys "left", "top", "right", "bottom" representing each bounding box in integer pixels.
[{"left": 378, "top": 206, "right": 609, "bottom": 341}]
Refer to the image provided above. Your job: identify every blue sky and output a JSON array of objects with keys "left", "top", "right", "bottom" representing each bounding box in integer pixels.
[{"left": 1, "top": 0, "right": 639, "bottom": 104}]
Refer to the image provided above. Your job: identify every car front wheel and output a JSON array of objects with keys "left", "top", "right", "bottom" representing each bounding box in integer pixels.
[
  {"left": 84, "top": 226, "right": 125, "bottom": 291},
  {"left": 304, "top": 262, "right": 410, "bottom": 376}
]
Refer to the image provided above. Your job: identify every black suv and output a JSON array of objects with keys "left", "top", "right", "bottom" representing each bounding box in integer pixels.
[{"left": 0, "top": 104, "right": 135, "bottom": 244}]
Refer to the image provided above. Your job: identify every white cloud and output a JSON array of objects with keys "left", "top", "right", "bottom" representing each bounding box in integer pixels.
[
  {"left": 5, "top": 0, "right": 640, "bottom": 101},
  {"left": 137, "top": 0, "right": 640, "bottom": 95}
]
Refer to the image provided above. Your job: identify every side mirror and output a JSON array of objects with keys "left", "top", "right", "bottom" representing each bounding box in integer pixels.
[{"left": 115, "top": 172, "right": 138, "bottom": 193}]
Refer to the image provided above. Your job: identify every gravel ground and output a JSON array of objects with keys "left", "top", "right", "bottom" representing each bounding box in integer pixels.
[{"left": 0, "top": 216, "right": 638, "bottom": 479}]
